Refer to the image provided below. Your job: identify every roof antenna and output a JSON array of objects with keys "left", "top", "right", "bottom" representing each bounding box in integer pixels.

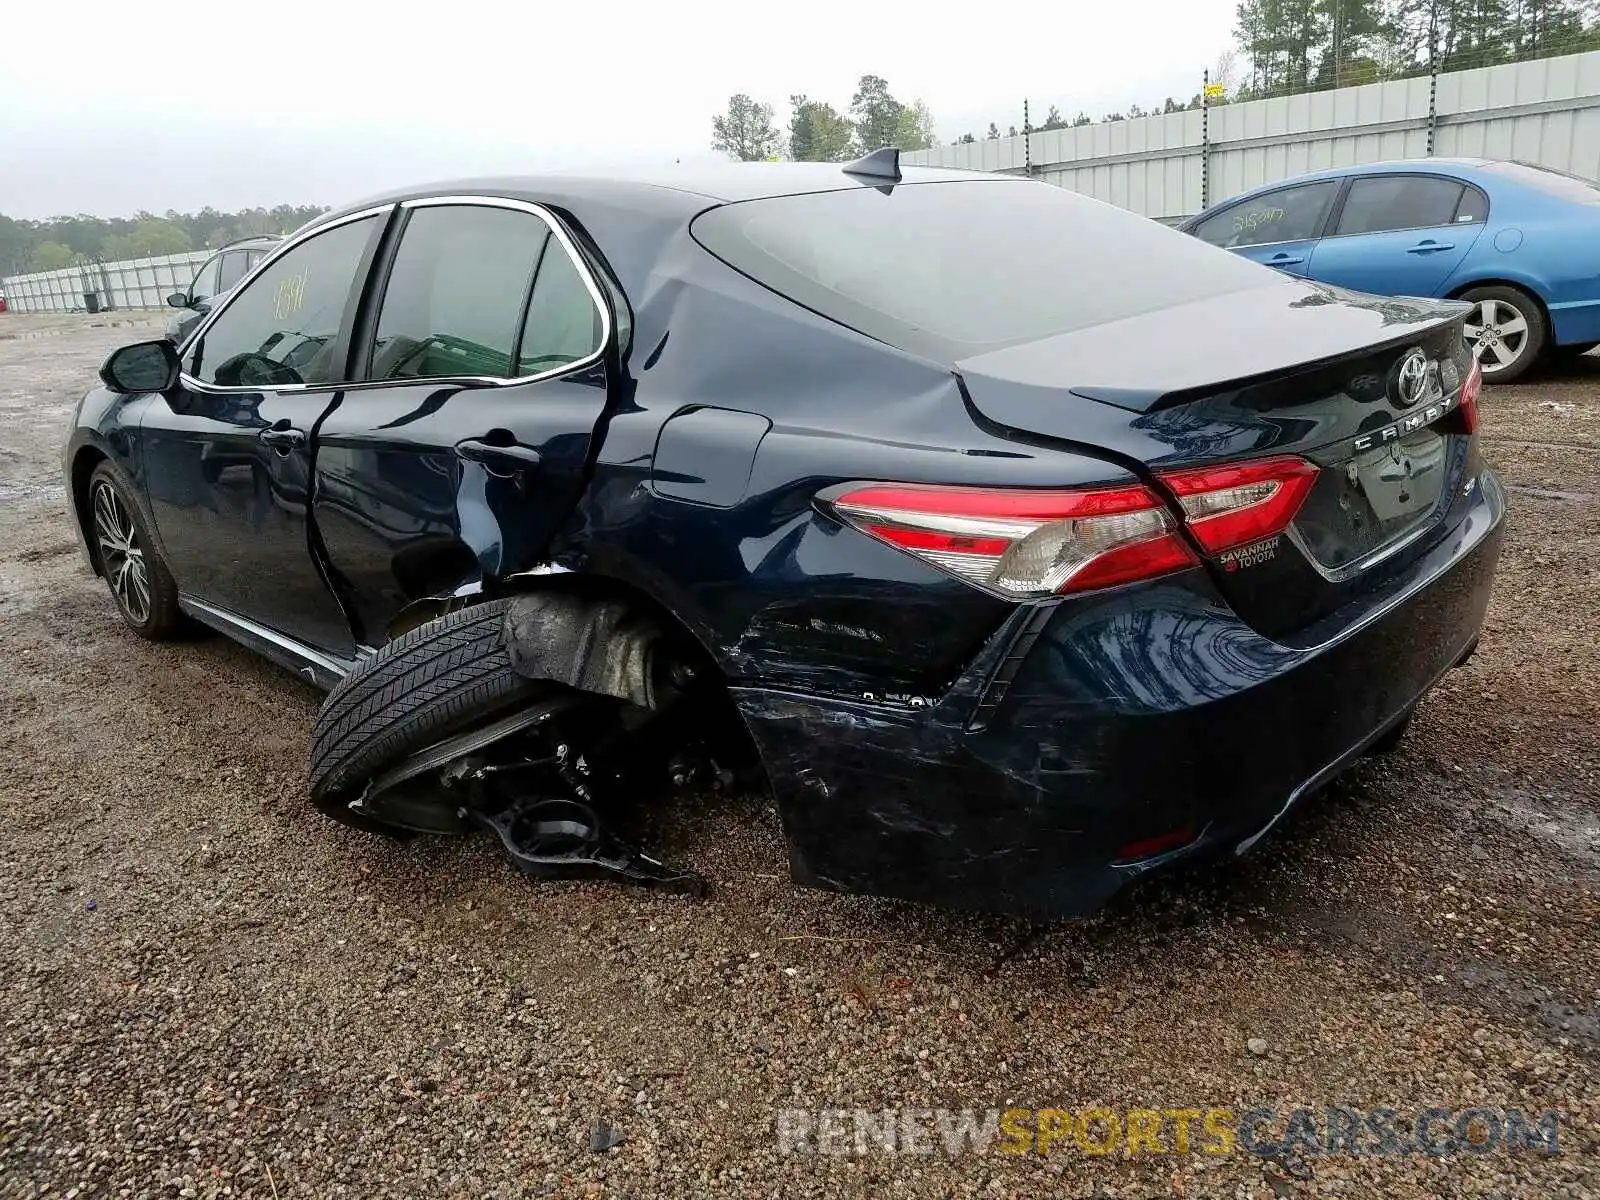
[{"left": 842, "top": 147, "right": 901, "bottom": 183}]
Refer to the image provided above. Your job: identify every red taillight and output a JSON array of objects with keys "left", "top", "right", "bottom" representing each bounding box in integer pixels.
[
  {"left": 830, "top": 456, "right": 1320, "bottom": 599},
  {"left": 1113, "top": 827, "right": 1199, "bottom": 863},
  {"left": 832, "top": 482, "right": 1198, "bottom": 598},
  {"left": 1459, "top": 360, "right": 1482, "bottom": 434},
  {"left": 1157, "top": 456, "right": 1320, "bottom": 555}
]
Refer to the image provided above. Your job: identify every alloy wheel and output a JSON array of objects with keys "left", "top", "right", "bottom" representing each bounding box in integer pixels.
[
  {"left": 92, "top": 481, "right": 151, "bottom": 624},
  {"left": 1462, "top": 298, "right": 1530, "bottom": 376}
]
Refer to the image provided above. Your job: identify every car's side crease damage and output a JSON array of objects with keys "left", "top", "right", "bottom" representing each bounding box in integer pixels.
[{"left": 65, "top": 162, "right": 1507, "bottom": 917}]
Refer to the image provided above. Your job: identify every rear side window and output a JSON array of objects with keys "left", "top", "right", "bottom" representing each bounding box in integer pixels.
[
  {"left": 1454, "top": 185, "right": 1489, "bottom": 223},
  {"left": 1334, "top": 176, "right": 1467, "bottom": 235},
  {"left": 369, "top": 205, "right": 549, "bottom": 381},
  {"left": 1193, "top": 182, "right": 1339, "bottom": 248},
  {"left": 516, "top": 245, "right": 604, "bottom": 375},
  {"left": 693, "top": 180, "right": 1276, "bottom": 362}
]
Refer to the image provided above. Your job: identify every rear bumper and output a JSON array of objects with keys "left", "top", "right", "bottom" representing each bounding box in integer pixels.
[{"left": 735, "top": 468, "right": 1506, "bottom": 918}]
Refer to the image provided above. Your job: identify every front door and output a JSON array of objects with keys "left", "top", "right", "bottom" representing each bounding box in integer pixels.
[
  {"left": 311, "top": 199, "right": 615, "bottom": 645},
  {"left": 141, "top": 210, "right": 390, "bottom": 656},
  {"left": 1307, "top": 173, "right": 1486, "bottom": 297}
]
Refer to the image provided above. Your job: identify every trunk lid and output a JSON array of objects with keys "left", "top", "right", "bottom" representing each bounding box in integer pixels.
[{"left": 955, "top": 282, "right": 1480, "bottom": 639}]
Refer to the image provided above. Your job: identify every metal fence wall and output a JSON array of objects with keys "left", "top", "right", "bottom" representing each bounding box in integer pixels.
[
  {"left": 2, "top": 250, "right": 210, "bottom": 314},
  {"left": 905, "top": 49, "right": 1600, "bottom": 220}
]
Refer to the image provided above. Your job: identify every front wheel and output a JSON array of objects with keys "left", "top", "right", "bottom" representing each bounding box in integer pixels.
[
  {"left": 1459, "top": 286, "right": 1546, "bottom": 383},
  {"left": 87, "top": 461, "right": 183, "bottom": 639}
]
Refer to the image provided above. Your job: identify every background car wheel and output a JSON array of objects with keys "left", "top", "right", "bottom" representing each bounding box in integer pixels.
[
  {"left": 1459, "top": 285, "right": 1546, "bottom": 383},
  {"left": 87, "top": 461, "right": 182, "bottom": 639},
  {"left": 308, "top": 600, "right": 549, "bottom": 830}
]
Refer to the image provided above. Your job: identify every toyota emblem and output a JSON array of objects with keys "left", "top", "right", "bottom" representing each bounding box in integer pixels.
[{"left": 1393, "top": 348, "right": 1430, "bottom": 409}]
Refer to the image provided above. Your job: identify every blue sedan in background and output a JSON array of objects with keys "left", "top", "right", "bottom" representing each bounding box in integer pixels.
[{"left": 1181, "top": 157, "right": 1600, "bottom": 382}]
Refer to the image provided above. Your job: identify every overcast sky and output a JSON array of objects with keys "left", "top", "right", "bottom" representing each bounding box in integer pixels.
[{"left": 0, "top": 0, "right": 1237, "bottom": 219}]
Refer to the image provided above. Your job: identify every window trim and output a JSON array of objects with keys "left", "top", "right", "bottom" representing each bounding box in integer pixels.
[
  {"left": 176, "top": 204, "right": 397, "bottom": 389},
  {"left": 350, "top": 195, "right": 612, "bottom": 389},
  {"left": 1189, "top": 178, "right": 1346, "bottom": 250},
  {"left": 1321, "top": 172, "right": 1490, "bottom": 240}
]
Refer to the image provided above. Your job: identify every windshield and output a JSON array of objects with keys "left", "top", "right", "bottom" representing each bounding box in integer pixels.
[
  {"left": 691, "top": 179, "right": 1278, "bottom": 361},
  {"left": 1482, "top": 160, "right": 1600, "bottom": 202}
]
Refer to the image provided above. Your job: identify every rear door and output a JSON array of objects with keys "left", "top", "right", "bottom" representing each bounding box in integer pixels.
[
  {"left": 1188, "top": 180, "right": 1341, "bottom": 276},
  {"left": 1307, "top": 173, "right": 1486, "bottom": 297},
  {"left": 311, "top": 198, "right": 615, "bottom": 646}
]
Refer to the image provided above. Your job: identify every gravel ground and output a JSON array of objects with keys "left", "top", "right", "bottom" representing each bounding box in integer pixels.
[{"left": 0, "top": 311, "right": 1597, "bottom": 1199}]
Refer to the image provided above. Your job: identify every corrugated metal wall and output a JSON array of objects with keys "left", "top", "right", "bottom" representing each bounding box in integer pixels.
[
  {"left": 3, "top": 250, "right": 211, "bottom": 314},
  {"left": 906, "top": 50, "right": 1600, "bottom": 220}
]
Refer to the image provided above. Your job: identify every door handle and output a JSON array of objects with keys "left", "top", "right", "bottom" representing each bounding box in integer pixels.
[
  {"left": 455, "top": 437, "right": 543, "bottom": 472},
  {"left": 259, "top": 425, "right": 306, "bottom": 451},
  {"left": 1267, "top": 253, "right": 1305, "bottom": 265},
  {"left": 1406, "top": 241, "right": 1455, "bottom": 254}
]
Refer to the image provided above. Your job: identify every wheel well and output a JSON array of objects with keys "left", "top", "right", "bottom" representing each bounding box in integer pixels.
[
  {"left": 69, "top": 447, "right": 108, "bottom": 577},
  {"left": 1446, "top": 278, "right": 1551, "bottom": 329},
  {"left": 496, "top": 571, "right": 767, "bottom": 783}
]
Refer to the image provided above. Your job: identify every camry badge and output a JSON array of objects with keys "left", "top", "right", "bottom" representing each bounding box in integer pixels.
[{"left": 1394, "top": 349, "right": 1430, "bottom": 409}]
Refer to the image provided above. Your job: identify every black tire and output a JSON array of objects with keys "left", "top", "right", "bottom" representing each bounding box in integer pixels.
[
  {"left": 1366, "top": 710, "right": 1414, "bottom": 757},
  {"left": 87, "top": 461, "right": 183, "bottom": 639},
  {"left": 1458, "top": 285, "right": 1547, "bottom": 383},
  {"left": 309, "top": 599, "right": 543, "bottom": 823}
]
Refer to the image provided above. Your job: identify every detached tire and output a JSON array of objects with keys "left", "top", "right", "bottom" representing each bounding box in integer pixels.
[{"left": 309, "top": 599, "right": 542, "bottom": 825}]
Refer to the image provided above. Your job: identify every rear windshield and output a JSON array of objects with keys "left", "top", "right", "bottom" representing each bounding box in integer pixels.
[
  {"left": 691, "top": 179, "right": 1277, "bottom": 361},
  {"left": 1481, "top": 160, "right": 1600, "bottom": 202}
]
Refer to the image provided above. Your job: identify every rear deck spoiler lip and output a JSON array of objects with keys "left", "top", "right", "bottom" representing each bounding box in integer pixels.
[{"left": 955, "top": 284, "right": 1472, "bottom": 416}]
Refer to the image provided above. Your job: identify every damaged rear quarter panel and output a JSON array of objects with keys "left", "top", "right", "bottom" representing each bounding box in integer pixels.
[{"left": 567, "top": 229, "right": 1142, "bottom": 699}]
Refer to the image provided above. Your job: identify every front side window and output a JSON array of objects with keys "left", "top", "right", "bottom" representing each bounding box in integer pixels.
[
  {"left": 1334, "top": 176, "right": 1466, "bottom": 236},
  {"left": 368, "top": 205, "right": 550, "bottom": 381},
  {"left": 1193, "top": 182, "right": 1340, "bottom": 248},
  {"left": 189, "top": 215, "right": 378, "bottom": 389},
  {"left": 188, "top": 256, "right": 223, "bottom": 304}
]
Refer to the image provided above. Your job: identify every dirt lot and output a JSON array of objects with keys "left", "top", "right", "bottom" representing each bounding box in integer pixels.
[{"left": 1, "top": 311, "right": 1597, "bottom": 1199}]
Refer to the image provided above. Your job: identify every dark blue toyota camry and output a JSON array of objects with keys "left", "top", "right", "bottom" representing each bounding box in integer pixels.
[{"left": 64, "top": 151, "right": 1503, "bottom": 917}]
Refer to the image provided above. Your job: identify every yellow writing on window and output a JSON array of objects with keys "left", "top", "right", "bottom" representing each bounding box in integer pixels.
[
  {"left": 1233, "top": 207, "right": 1286, "bottom": 234},
  {"left": 274, "top": 271, "right": 308, "bottom": 321}
]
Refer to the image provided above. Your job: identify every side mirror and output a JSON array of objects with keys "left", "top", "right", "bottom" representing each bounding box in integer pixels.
[
  {"left": 100, "top": 339, "right": 181, "bottom": 394},
  {"left": 166, "top": 292, "right": 190, "bottom": 308}
]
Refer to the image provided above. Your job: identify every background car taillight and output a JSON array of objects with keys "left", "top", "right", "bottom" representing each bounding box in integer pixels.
[
  {"left": 831, "top": 483, "right": 1197, "bottom": 598},
  {"left": 1157, "top": 457, "right": 1321, "bottom": 554}
]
